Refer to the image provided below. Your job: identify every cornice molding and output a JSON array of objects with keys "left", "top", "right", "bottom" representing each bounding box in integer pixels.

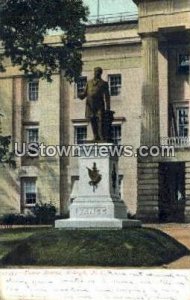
[{"left": 84, "top": 37, "right": 141, "bottom": 48}]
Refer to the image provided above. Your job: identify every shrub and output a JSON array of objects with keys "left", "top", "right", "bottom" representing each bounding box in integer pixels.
[
  {"left": 0, "top": 203, "right": 57, "bottom": 225},
  {"left": 0, "top": 213, "right": 36, "bottom": 225},
  {"left": 127, "top": 212, "right": 136, "bottom": 220},
  {"left": 32, "top": 203, "right": 56, "bottom": 225}
]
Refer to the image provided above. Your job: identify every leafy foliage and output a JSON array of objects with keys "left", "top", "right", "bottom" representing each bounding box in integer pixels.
[
  {"left": 0, "top": 0, "right": 89, "bottom": 81},
  {"left": 0, "top": 135, "right": 16, "bottom": 167},
  {"left": 32, "top": 203, "right": 56, "bottom": 224},
  {"left": 1, "top": 203, "right": 57, "bottom": 225},
  {"left": 0, "top": 213, "right": 36, "bottom": 225}
]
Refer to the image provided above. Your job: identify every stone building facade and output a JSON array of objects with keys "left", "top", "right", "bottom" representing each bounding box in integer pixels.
[{"left": 0, "top": 0, "right": 190, "bottom": 222}]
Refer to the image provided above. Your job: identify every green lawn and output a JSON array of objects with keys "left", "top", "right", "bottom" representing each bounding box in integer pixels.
[
  {"left": 0, "top": 227, "right": 189, "bottom": 267},
  {"left": 0, "top": 228, "right": 47, "bottom": 263}
]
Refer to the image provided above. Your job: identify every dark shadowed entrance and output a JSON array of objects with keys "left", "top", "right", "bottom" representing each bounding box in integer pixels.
[{"left": 159, "top": 162, "right": 185, "bottom": 222}]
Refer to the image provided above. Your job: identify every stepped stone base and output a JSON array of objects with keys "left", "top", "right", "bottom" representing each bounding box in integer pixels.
[{"left": 55, "top": 218, "right": 141, "bottom": 229}]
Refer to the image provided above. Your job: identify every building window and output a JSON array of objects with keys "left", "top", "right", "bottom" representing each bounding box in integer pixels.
[
  {"left": 76, "top": 76, "right": 87, "bottom": 98},
  {"left": 178, "top": 54, "right": 190, "bottom": 74},
  {"left": 74, "top": 126, "right": 87, "bottom": 144},
  {"left": 108, "top": 74, "right": 122, "bottom": 96},
  {"left": 111, "top": 124, "right": 121, "bottom": 145},
  {"left": 22, "top": 178, "right": 37, "bottom": 206},
  {"left": 28, "top": 80, "right": 39, "bottom": 101},
  {"left": 176, "top": 107, "right": 189, "bottom": 137},
  {"left": 26, "top": 128, "right": 39, "bottom": 144}
]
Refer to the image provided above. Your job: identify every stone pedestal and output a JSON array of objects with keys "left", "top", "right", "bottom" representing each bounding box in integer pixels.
[{"left": 55, "top": 144, "right": 141, "bottom": 229}]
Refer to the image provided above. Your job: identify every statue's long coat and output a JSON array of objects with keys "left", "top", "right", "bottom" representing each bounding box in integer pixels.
[{"left": 82, "top": 79, "right": 110, "bottom": 119}]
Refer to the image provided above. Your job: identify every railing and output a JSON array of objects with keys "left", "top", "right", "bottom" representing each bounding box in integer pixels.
[
  {"left": 161, "top": 137, "right": 190, "bottom": 148},
  {"left": 86, "top": 12, "right": 138, "bottom": 25}
]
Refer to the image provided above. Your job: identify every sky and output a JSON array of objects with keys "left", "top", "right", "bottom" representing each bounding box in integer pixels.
[
  {"left": 49, "top": 0, "right": 137, "bottom": 35},
  {"left": 83, "top": 0, "right": 137, "bottom": 17}
]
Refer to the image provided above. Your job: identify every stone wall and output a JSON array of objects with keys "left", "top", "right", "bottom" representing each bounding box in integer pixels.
[{"left": 137, "top": 161, "right": 159, "bottom": 222}]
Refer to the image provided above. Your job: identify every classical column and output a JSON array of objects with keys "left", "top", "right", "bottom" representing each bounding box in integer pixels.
[{"left": 141, "top": 34, "right": 160, "bottom": 146}]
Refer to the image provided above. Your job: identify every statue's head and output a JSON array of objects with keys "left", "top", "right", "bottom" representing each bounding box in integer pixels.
[{"left": 94, "top": 67, "right": 103, "bottom": 79}]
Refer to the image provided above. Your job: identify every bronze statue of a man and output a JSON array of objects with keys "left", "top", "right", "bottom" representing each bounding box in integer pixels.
[{"left": 79, "top": 67, "right": 111, "bottom": 142}]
